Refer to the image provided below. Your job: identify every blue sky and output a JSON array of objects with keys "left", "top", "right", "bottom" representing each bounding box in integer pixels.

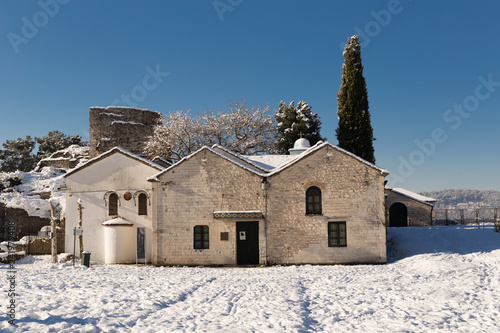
[{"left": 1, "top": 0, "right": 499, "bottom": 192}]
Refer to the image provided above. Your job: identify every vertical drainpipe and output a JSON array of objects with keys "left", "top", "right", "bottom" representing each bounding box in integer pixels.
[
  {"left": 430, "top": 205, "right": 434, "bottom": 226},
  {"left": 150, "top": 179, "right": 159, "bottom": 265},
  {"left": 261, "top": 177, "right": 270, "bottom": 266}
]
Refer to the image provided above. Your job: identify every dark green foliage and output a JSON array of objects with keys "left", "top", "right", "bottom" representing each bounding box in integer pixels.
[
  {"left": 7, "top": 176, "right": 22, "bottom": 187},
  {"left": 0, "top": 176, "right": 23, "bottom": 193},
  {"left": 0, "top": 136, "right": 37, "bottom": 172},
  {"left": 0, "top": 131, "right": 87, "bottom": 172},
  {"left": 36, "top": 130, "right": 86, "bottom": 159},
  {"left": 275, "top": 100, "right": 325, "bottom": 154},
  {"left": 336, "top": 35, "right": 375, "bottom": 164}
]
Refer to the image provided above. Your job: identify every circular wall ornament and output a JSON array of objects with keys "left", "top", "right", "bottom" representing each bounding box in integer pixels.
[{"left": 123, "top": 192, "right": 132, "bottom": 201}]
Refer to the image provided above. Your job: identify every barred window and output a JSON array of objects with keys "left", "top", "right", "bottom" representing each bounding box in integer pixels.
[
  {"left": 306, "top": 186, "right": 322, "bottom": 215},
  {"left": 108, "top": 193, "right": 118, "bottom": 216},
  {"left": 194, "top": 225, "right": 209, "bottom": 249},
  {"left": 328, "top": 222, "right": 347, "bottom": 247},
  {"left": 138, "top": 193, "right": 147, "bottom": 216}
]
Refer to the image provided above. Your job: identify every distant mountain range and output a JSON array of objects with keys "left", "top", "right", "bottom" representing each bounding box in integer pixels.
[{"left": 420, "top": 189, "right": 500, "bottom": 208}]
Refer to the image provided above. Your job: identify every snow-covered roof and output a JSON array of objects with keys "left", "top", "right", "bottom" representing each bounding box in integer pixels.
[
  {"left": 390, "top": 187, "right": 437, "bottom": 205},
  {"left": 148, "top": 146, "right": 268, "bottom": 182},
  {"left": 210, "top": 145, "right": 268, "bottom": 173},
  {"left": 148, "top": 141, "right": 389, "bottom": 182},
  {"left": 213, "top": 210, "right": 263, "bottom": 214},
  {"left": 263, "top": 141, "right": 389, "bottom": 177},
  {"left": 242, "top": 155, "right": 296, "bottom": 172},
  {"left": 151, "top": 156, "right": 172, "bottom": 168},
  {"left": 102, "top": 217, "right": 134, "bottom": 226},
  {"left": 64, "top": 147, "right": 165, "bottom": 178}
]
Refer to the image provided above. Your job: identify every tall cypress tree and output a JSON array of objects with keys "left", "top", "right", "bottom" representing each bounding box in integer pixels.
[
  {"left": 275, "top": 100, "right": 324, "bottom": 154},
  {"left": 336, "top": 35, "right": 375, "bottom": 164}
]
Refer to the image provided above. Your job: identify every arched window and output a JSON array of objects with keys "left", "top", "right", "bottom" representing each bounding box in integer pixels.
[
  {"left": 306, "top": 186, "right": 322, "bottom": 215},
  {"left": 138, "top": 193, "right": 148, "bottom": 216},
  {"left": 108, "top": 192, "right": 118, "bottom": 216}
]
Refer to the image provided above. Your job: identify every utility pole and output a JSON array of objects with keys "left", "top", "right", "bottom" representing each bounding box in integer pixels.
[
  {"left": 77, "top": 199, "right": 84, "bottom": 258},
  {"left": 49, "top": 200, "right": 59, "bottom": 264}
]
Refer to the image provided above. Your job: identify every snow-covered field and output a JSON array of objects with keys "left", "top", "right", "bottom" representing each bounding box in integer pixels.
[{"left": 1, "top": 226, "right": 499, "bottom": 332}]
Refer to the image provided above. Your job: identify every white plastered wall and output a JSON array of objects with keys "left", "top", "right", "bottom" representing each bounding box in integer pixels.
[{"left": 64, "top": 152, "right": 160, "bottom": 263}]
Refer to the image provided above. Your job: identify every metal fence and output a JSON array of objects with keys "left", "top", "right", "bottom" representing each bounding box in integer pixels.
[{"left": 435, "top": 207, "right": 499, "bottom": 226}]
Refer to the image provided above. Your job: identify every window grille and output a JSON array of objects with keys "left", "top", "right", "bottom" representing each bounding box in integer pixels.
[
  {"left": 109, "top": 193, "right": 118, "bottom": 216},
  {"left": 328, "top": 222, "right": 347, "bottom": 247},
  {"left": 194, "top": 225, "right": 209, "bottom": 249},
  {"left": 306, "top": 186, "right": 322, "bottom": 215}
]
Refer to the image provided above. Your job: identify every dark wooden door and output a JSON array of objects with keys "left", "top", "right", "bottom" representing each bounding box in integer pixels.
[
  {"left": 237, "top": 221, "right": 259, "bottom": 265},
  {"left": 389, "top": 203, "right": 408, "bottom": 227}
]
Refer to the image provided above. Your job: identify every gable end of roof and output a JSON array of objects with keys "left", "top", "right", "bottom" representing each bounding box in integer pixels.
[{"left": 64, "top": 147, "right": 165, "bottom": 178}]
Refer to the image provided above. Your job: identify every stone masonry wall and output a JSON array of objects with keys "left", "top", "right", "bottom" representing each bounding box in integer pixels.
[
  {"left": 153, "top": 144, "right": 387, "bottom": 266},
  {"left": 267, "top": 146, "right": 387, "bottom": 264},
  {"left": 0, "top": 203, "right": 51, "bottom": 242},
  {"left": 154, "top": 148, "right": 266, "bottom": 266},
  {"left": 385, "top": 190, "right": 434, "bottom": 227},
  {"left": 89, "top": 107, "right": 162, "bottom": 158}
]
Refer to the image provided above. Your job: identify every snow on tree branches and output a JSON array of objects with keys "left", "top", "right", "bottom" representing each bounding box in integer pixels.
[
  {"left": 275, "top": 100, "right": 325, "bottom": 154},
  {"left": 144, "top": 100, "right": 277, "bottom": 161}
]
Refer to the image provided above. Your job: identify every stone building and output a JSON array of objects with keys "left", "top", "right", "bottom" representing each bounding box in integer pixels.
[
  {"left": 89, "top": 106, "right": 162, "bottom": 158},
  {"left": 385, "top": 187, "right": 437, "bottom": 227},
  {"left": 65, "top": 139, "right": 390, "bottom": 265}
]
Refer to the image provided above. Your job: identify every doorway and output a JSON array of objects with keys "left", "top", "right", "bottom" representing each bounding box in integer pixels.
[
  {"left": 236, "top": 221, "right": 259, "bottom": 265},
  {"left": 389, "top": 202, "right": 408, "bottom": 227}
]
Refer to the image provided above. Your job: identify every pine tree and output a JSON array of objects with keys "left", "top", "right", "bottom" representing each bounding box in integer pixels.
[
  {"left": 336, "top": 35, "right": 375, "bottom": 164},
  {"left": 36, "top": 130, "right": 85, "bottom": 158},
  {"left": 0, "top": 136, "right": 37, "bottom": 172},
  {"left": 275, "top": 100, "right": 324, "bottom": 154}
]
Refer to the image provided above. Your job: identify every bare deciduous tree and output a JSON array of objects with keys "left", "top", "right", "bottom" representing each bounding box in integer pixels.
[{"left": 144, "top": 100, "right": 277, "bottom": 161}]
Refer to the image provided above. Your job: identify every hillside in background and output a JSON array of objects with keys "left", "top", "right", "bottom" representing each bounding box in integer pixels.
[{"left": 420, "top": 189, "right": 500, "bottom": 208}]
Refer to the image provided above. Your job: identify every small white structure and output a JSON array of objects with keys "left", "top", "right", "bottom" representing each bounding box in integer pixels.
[
  {"left": 64, "top": 148, "right": 165, "bottom": 264},
  {"left": 288, "top": 138, "right": 311, "bottom": 155},
  {"left": 102, "top": 217, "right": 135, "bottom": 264}
]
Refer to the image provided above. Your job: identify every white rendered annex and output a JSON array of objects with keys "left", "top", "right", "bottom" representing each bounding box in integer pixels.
[{"left": 64, "top": 148, "right": 165, "bottom": 263}]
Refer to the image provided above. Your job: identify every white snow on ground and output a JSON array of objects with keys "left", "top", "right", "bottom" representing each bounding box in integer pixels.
[
  {"left": 1, "top": 226, "right": 499, "bottom": 332},
  {"left": 0, "top": 167, "right": 66, "bottom": 219}
]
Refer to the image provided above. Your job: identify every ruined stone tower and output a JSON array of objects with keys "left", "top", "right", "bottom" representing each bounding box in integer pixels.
[{"left": 89, "top": 106, "right": 162, "bottom": 158}]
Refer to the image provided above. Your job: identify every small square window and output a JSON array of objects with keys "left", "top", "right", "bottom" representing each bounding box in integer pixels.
[
  {"left": 328, "top": 222, "right": 347, "bottom": 247},
  {"left": 220, "top": 232, "right": 229, "bottom": 241}
]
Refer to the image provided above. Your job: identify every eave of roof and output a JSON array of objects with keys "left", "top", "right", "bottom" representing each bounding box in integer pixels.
[
  {"left": 64, "top": 147, "right": 165, "bottom": 178},
  {"left": 389, "top": 187, "right": 437, "bottom": 206},
  {"left": 148, "top": 146, "right": 268, "bottom": 182},
  {"left": 148, "top": 141, "right": 389, "bottom": 182}
]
